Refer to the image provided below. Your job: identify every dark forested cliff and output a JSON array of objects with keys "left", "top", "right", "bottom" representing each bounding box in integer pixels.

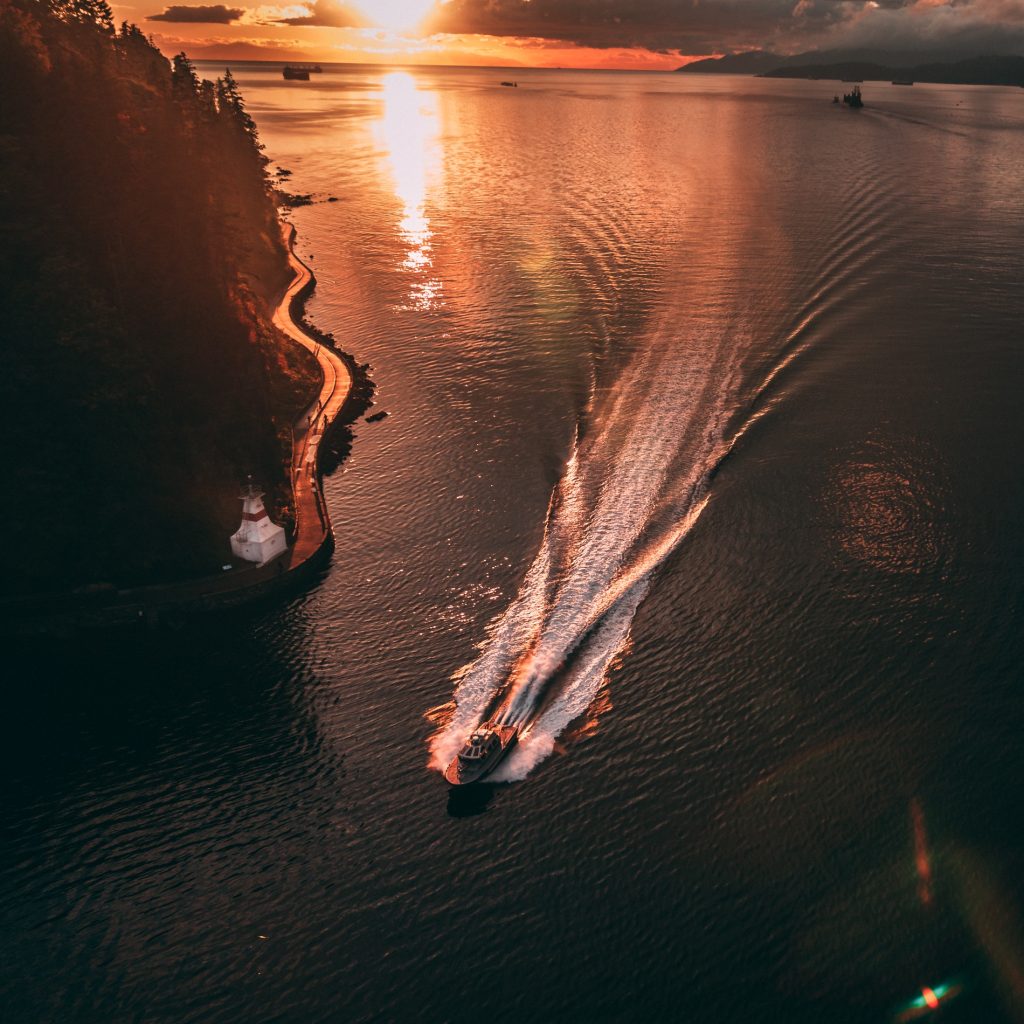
[{"left": 0, "top": 0, "right": 318, "bottom": 594}]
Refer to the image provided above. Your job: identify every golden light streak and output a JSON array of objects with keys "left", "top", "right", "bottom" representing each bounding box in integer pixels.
[{"left": 375, "top": 71, "right": 442, "bottom": 309}]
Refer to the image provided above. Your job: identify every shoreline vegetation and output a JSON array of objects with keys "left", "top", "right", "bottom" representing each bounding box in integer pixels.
[
  {"left": 0, "top": 223, "right": 375, "bottom": 634},
  {"left": 0, "top": 0, "right": 373, "bottom": 631}
]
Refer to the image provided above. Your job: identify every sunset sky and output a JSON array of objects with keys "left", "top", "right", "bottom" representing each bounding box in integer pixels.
[{"left": 119, "top": 0, "right": 1024, "bottom": 69}]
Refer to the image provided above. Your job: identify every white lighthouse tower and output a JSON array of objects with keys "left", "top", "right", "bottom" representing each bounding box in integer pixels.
[{"left": 230, "top": 478, "right": 288, "bottom": 565}]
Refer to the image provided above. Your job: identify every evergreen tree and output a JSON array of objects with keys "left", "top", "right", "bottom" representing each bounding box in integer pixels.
[
  {"left": 217, "top": 69, "right": 260, "bottom": 147},
  {"left": 49, "top": 0, "right": 115, "bottom": 32},
  {"left": 172, "top": 51, "right": 199, "bottom": 98}
]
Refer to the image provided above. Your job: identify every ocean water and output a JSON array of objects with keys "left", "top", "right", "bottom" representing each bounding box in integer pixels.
[{"left": 4, "top": 67, "right": 1024, "bottom": 1023}]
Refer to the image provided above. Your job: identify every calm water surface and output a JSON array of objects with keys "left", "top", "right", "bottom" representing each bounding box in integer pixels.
[{"left": 4, "top": 68, "right": 1024, "bottom": 1022}]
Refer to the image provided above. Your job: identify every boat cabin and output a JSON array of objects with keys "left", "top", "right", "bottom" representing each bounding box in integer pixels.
[{"left": 458, "top": 728, "right": 499, "bottom": 763}]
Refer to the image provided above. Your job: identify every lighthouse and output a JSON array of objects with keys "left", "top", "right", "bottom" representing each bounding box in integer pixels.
[{"left": 230, "top": 479, "right": 288, "bottom": 565}]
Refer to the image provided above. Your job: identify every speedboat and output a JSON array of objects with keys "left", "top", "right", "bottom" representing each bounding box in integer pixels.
[{"left": 443, "top": 723, "right": 519, "bottom": 785}]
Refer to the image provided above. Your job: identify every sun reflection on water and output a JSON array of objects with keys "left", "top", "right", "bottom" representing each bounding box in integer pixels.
[{"left": 376, "top": 71, "right": 442, "bottom": 310}]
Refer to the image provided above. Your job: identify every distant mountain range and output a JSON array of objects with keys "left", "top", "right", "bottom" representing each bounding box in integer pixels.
[
  {"left": 678, "top": 51, "right": 1024, "bottom": 86},
  {"left": 678, "top": 51, "right": 791, "bottom": 75}
]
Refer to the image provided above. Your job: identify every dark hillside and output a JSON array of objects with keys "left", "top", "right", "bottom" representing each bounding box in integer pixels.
[
  {"left": 680, "top": 50, "right": 1024, "bottom": 86},
  {"left": 760, "top": 54, "right": 1024, "bottom": 85},
  {"left": 676, "top": 52, "right": 786, "bottom": 74},
  {"left": 0, "top": 0, "right": 318, "bottom": 594}
]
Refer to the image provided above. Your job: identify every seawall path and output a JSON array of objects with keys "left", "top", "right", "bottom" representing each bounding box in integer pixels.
[{"left": 275, "top": 222, "right": 353, "bottom": 565}]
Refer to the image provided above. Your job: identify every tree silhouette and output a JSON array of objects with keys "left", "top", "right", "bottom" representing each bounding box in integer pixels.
[{"left": 0, "top": 0, "right": 312, "bottom": 592}]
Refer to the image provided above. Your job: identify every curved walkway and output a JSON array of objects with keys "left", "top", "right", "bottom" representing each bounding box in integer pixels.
[{"left": 274, "top": 222, "right": 352, "bottom": 565}]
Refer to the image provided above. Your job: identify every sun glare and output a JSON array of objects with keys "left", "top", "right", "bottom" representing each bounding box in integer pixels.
[
  {"left": 376, "top": 71, "right": 442, "bottom": 308},
  {"left": 359, "top": 0, "right": 437, "bottom": 31}
]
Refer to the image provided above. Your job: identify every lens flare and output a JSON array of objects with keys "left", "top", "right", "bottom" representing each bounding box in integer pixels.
[
  {"left": 892, "top": 978, "right": 963, "bottom": 1021},
  {"left": 910, "top": 797, "right": 934, "bottom": 907}
]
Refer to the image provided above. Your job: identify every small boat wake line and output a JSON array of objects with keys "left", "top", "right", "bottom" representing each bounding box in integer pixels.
[
  {"left": 428, "top": 317, "right": 748, "bottom": 783},
  {"left": 426, "top": 137, "right": 904, "bottom": 784}
]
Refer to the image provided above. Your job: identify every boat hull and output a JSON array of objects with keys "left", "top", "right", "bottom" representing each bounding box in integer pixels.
[{"left": 444, "top": 726, "right": 518, "bottom": 785}]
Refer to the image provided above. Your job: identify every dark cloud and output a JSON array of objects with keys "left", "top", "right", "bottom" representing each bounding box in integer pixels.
[
  {"left": 424, "top": 0, "right": 839, "bottom": 54},
  {"left": 275, "top": 0, "right": 366, "bottom": 27},
  {"left": 423, "top": 0, "right": 1024, "bottom": 59},
  {"left": 802, "top": 0, "right": 1024, "bottom": 56},
  {"left": 428, "top": 0, "right": 760, "bottom": 48},
  {"left": 148, "top": 4, "right": 243, "bottom": 22}
]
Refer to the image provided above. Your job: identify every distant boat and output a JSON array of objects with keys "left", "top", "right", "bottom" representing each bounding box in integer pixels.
[
  {"left": 500, "top": 81, "right": 518, "bottom": 88},
  {"left": 283, "top": 66, "right": 310, "bottom": 81},
  {"left": 891, "top": 79, "right": 914, "bottom": 86},
  {"left": 842, "top": 85, "right": 864, "bottom": 108},
  {"left": 841, "top": 78, "right": 863, "bottom": 83}
]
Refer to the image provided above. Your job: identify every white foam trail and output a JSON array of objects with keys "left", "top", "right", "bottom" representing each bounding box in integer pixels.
[
  {"left": 491, "top": 576, "right": 651, "bottom": 782},
  {"left": 429, "top": 311, "right": 747, "bottom": 780},
  {"left": 520, "top": 365, "right": 708, "bottom": 684},
  {"left": 427, "top": 520, "right": 554, "bottom": 771},
  {"left": 427, "top": 160, "right": 892, "bottom": 781}
]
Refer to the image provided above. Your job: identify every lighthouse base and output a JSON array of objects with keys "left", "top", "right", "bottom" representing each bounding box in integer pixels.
[{"left": 230, "top": 526, "right": 287, "bottom": 566}]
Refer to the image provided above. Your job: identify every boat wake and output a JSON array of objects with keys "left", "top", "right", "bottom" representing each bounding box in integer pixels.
[
  {"left": 426, "top": 137, "right": 898, "bottom": 783},
  {"left": 428, "top": 311, "right": 747, "bottom": 782}
]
